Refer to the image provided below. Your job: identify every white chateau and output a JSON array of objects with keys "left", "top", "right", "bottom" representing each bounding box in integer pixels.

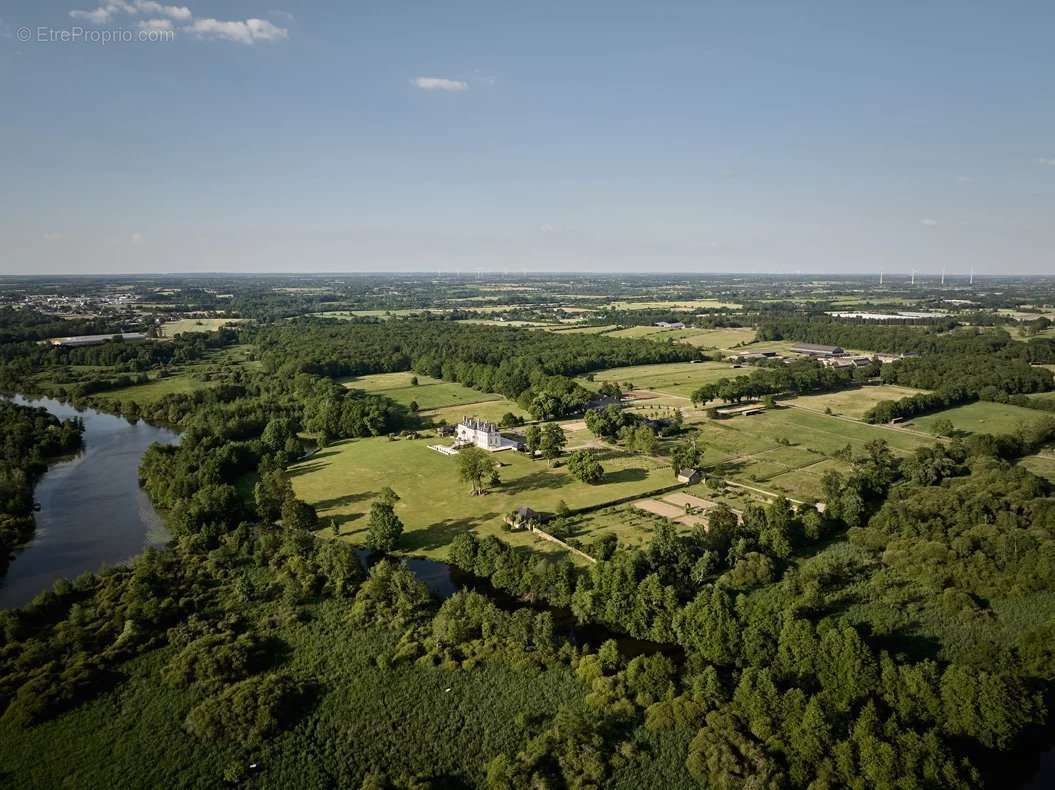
[{"left": 455, "top": 417, "right": 518, "bottom": 452}]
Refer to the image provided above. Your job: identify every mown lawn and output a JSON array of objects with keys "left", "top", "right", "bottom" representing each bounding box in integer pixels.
[{"left": 290, "top": 435, "right": 672, "bottom": 560}]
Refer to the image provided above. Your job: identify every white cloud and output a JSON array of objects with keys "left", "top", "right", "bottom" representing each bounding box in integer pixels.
[
  {"left": 68, "top": 2, "right": 287, "bottom": 43},
  {"left": 920, "top": 218, "right": 938, "bottom": 227},
  {"left": 138, "top": 18, "right": 173, "bottom": 31},
  {"left": 187, "top": 17, "right": 286, "bottom": 43},
  {"left": 412, "top": 77, "right": 469, "bottom": 92},
  {"left": 1037, "top": 158, "right": 1055, "bottom": 167},
  {"left": 129, "top": 232, "right": 144, "bottom": 244},
  {"left": 70, "top": 5, "right": 121, "bottom": 23}
]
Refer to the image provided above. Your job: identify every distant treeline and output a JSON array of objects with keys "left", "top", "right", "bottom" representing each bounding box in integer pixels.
[
  {"left": 865, "top": 353, "right": 1054, "bottom": 423},
  {"left": 0, "top": 307, "right": 124, "bottom": 344},
  {"left": 759, "top": 315, "right": 1055, "bottom": 362}
]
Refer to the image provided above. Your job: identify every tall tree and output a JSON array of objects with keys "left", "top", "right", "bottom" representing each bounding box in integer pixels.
[
  {"left": 458, "top": 447, "right": 499, "bottom": 495},
  {"left": 366, "top": 501, "right": 404, "bottom": 553},
  {"left": 539, "top": 423, "right": 566, "bottom": 462}
]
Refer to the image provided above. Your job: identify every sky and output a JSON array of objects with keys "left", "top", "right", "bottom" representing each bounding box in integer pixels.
[{"left": 1, "top": 1, "right": 1054, "bottom": 276}]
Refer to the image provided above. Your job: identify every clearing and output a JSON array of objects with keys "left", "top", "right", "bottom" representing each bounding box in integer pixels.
[
  {"left": 290, "top": 435, "right": 671, "bottom": 560},
  {"left": 784, "top": 385, "right": 929, "bottom": 420},
  {"left": 911, "top": 401, "right": 1055, "bottom": 436},
  {"left": 159, "top": 317, "right": 245, "bottom": 337},
  {"left": 340, "top": 372, "right": 508, "bottom": 412},
  {"left": 585, "top": 361, "right": 740, "bottom": 398}
]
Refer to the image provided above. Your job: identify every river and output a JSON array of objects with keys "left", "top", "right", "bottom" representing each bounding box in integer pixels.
[{"left": 0, "top": 395, "right": 179, "bottom": 609}]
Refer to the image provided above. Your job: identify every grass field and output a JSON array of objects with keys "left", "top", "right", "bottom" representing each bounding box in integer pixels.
[
  {"left": 100, "top": 373, "right": 215, "bottom": 404},
  {"left": 674, "top": 327, "right": 757, "bottom": 348},
  {"left": 417, "top": 400, "right": 529, "bottom": 426},
  {"left": 585, "top": 361, "right": 741, "bottom": 398},
  {"left": 912, "top": 401, "right": 1054, "bottom": 436},
  {"left": 290, "top": 435, "right": 671, "bottom": 560},
  {"left": 1021, "top": 454, "right": 1055, "bottom": 483},
  {"left": 680, "top": 406, "right": 936, "bottom": 500},
  {"left": 784, "top": 385, "right": 929, "bottom": 419},
  {"left": 159, "top": 317, "right": 245, "bottom": 336},
  {"left": 340, "top": 372, "right": 508, "bottom": 412}
]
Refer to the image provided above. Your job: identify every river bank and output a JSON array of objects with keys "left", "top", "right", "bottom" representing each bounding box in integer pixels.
[{"left": 0, "top": 395, "right": 179, "bottom": 609}]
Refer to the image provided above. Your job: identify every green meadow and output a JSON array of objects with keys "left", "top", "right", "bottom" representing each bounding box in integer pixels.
[
  {"left": 340, "top": 372, "right": 507, "bottom": 412},
  {"left": 784, "top": 384, "right": 929, "bottom": 419},
  {"left": 290, "top": 434, "right": 672, "bottom": 560},
  {"left": 911, "top": 400, "right": 1054, "bottom": 436},
  {"left": 584, "top": 360, "right": 742, "bottom": 398}
]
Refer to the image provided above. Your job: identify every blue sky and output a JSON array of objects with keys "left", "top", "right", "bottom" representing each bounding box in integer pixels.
[{"left": 2, "top": 1, "right": 1053, "bottom": 274}]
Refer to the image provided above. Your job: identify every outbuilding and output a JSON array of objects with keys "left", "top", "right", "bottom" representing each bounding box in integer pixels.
[
  {"left": 790, "top": 343, "right": 845, "bottom": 357},
  {"left": 677, "top": 468, "right": 701, "bottom": 484}
]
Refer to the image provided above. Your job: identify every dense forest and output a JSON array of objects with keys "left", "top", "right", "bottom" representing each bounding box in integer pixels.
[
  {"left": 0, "top": 400, "right": 83, "bottom": 574},
  {"left": 759, "top": 315, "right": 1055, "bottom": 363},
  {"left": 251, "top": 320, "right": 698, "bottom": 419}
]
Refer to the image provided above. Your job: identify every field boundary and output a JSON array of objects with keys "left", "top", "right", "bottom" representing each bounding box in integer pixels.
[
  {"left": 569, "top": 481, "right": 687, "bottom": 517},
  {"left": 527, "top": 525, "right": 597, "bottom": 564}
]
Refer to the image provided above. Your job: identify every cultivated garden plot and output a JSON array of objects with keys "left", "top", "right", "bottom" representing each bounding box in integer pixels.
[{"left": 290, "top": 435, "right": 672, "bottom": 560}]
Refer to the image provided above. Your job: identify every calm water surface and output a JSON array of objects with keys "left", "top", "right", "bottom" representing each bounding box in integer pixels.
[{"left": 0, "top": 395, "right": 179, "bottom": 609}]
